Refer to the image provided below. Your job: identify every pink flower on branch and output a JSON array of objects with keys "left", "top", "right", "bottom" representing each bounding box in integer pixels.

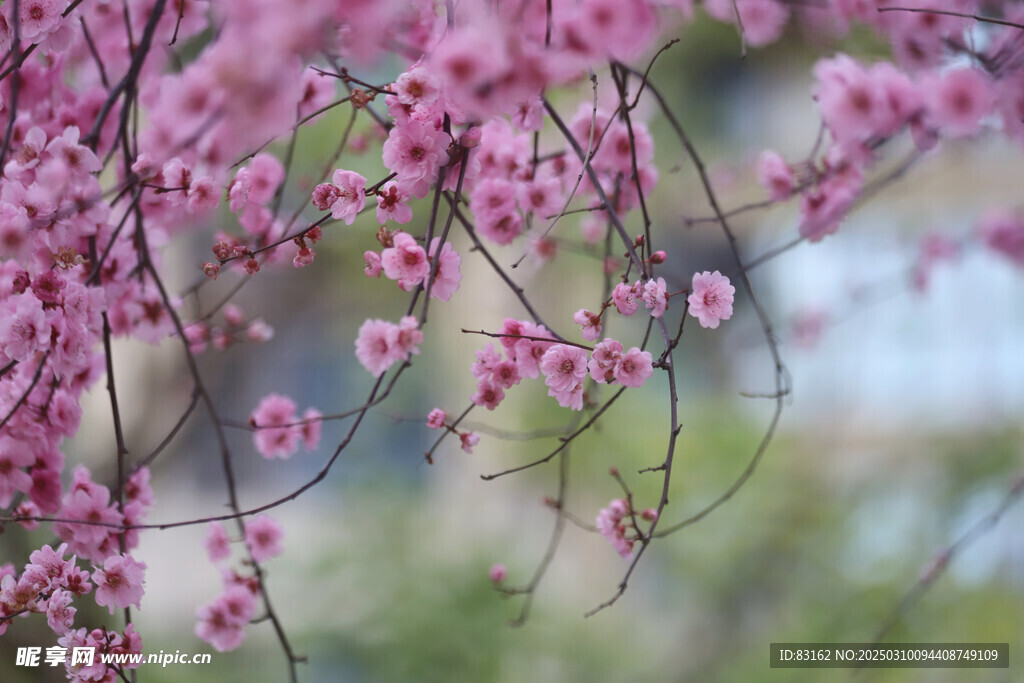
[
  {"left": 688, "top": 271, "right": 735, "bottom": 330},
  {"left": 244, "top": 515, "right": 284, "bottom": 563},
  {"left": 329, "top": 169, "right": 367, "bottom": 225},
  {"left": 94, "top": 554, "right": 147, "bottom": 615}
]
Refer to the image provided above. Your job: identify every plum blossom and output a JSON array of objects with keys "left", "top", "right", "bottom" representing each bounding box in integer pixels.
[
  {"left": 94, "top": 553, "right": 147, "bottom": 614},
  {"left": 641, "top": 277, "right": 669, "bottom": 318},
  {"left": 382, "top": 118, "right": 450, "bottom": 198},
  {"left": 612, "top": 282, "right": 639, "bottom": 316},
  {"left": 540, "top": 344, "right": 589, "bottom": 410},
  {"left": 757, "top": 150, "right": 795, "bottom": 200},
  {"left": 596, "top": 498, "right": 634, "bottom": 559},
  {"left": 614, "top": 347, "right": 654, "bottom": 388},
  {"left": 195, "top": 585, "right": 256, "bottom": 652},
  {"left": 376, "top": 181, "right": 413, "bottom": 224},
  {"left": 250, "top": 393, "right": 301, "bottom": 459},
  {"left": 394, "top": 65, "right": 441, "bottom": 107},
  {"left": 355, "top": 316, "right": 424, "bottom": 377},
  {"left": 244, "top": 515, "right": 284, "bottom": 562},
  {"left": 471, "top": 378, "right": 505, "bottom": 411},
  {"left": 329, "top": 169, "right": 367, "bottom": 224},
  {"left": 381, "top": 231, "right": 429, "bottom": 287},
  {"left": 204, "top": 522, "right": 231, "bottom": 563},
  {"left": 923, "top": 67, "right": 995, "bottom": 138},
  {"left": 426, "top": 408, "right": 446, "bottom": 429},
  {"left": 426, "top": 237, "right": 462, "bottom": 301},
  {"left": 460, "top": 431, "right": 480, "bottom": 453},
  {"left": 573, "top": 309, "right": 602, "bottom": 341},
  {"left": 688, "top": 271, "right": 735, "bottom": 329}
]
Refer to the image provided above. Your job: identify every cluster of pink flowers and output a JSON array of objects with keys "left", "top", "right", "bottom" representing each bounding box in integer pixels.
[
  {"left": 197, "top": 515, "right": 283, "bottom": 651},
  {"left": 467, "top": 318, "right": 657, "bottom": 415},
  {"left": 612, "top": 277, "right": 669, "bottom": 319},
  {"left": 195, "top": 582, "right": 259, "bottom": 652},
  {"left": 354, "top": 316, "right": 424, "bottom": 377},
  {"left": 59, "top": 624, "right": 143, "bottom": 680},
  {"left": 184, "top": 303, "right": 274, "bottom": 354},
  {"left": 424, "top": 407, "right": 479, "bottom": 454},
  {"left": 249, "top": 393, "right": 322, "bottom": 459},
  {"left": 0, "top": 543, "right": 92, "bottom": 637},
  {"left": 595, "top": 499, "right": 657, "bottom": 559},
  {"left": 363, "top": 232, "right": 462, "bottom": 301},
  {"left": 311, "top": 169, "right": 368, "bottom": 225},
  {"left": 52, "top": 466, "right": 153, "bottom": 563}
]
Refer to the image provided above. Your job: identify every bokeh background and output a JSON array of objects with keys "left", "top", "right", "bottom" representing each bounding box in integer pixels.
[{"left": 3, "top": 11, "right": 1023, "bottom": 683}]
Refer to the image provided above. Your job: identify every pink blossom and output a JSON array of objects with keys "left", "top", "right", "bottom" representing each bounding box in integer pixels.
[
  {"left": 491, "top": 360, "right": 521, "bottom": 389},
  {"left": 312, "top": 183, "right": 341, "bottom": 211},
  {"left": 355, "top": 318, "right": 397, "bottom": 377},
  {"left": 248, "top": 153, "right": 286, "bottom": 205},
  {"left": 588, "top": 338, "right": 623, "bottom": 384},
  {"left": 329, "top": 169, "right": 367, "bottom": 225},
  {"left": 363, "top": 250, "right": 383, "bottom": 277},
  {"left": 704, "top": 0, "right": 789, "bottom": 48},
  {"left": 250, "top": 393, "right": 301, "bottom": 460},
  {"left": 471, "top": 378, "right": 505, "bottom": 411},
  {"left": 757, "top": 150, "right": 795, "bottom": 200},
  {"left": 798, "top": 174, "right": 860, "bottom": 242},
  {"left": 573, "top": 0, "right": 657, "bottom": 62},
  {"left": 426, "top": 408, "right": 446, "bottom": 429},
  {"left": 45, "top": 588, "right": 75, "bottom": 634},
  {"left": 512, "top": 322, "right": 556, "bottom": 379},
  {"left": 573, "top": 309, "right": 602, "bottom": 341},
  {"left": 390, "top": 315, "right": 424, "bottom": 360},
  {"left": 472, "top": 343, "right": 502, "bottom": 379},
  {"left": 1, "top": 295, "right": 50, "bottom": 360},
  {"left": 814, "top": 54, "right": 887, "bottom": 146},
  {"left": 381, "top": 232, "right": 429, "bottom": 286},
  {"left": 688, "top": 271, "right": 735, "bottom": 330},
  {"left": 460, "top": 431, "right": 480, "bottom": 454},
  {"left": 301, "top": 407, "right": 322, "bottom": 451},
  {"left": 53, "top": 478, "right": 124, "bottom": 560},
  {"left": 394, "top": 65, "right": 440, "bottom": 107},
  {"left": 0, "top": 436, "right": 34, "bottom": 507},
  {"left": 188, "top": 176, "right": 219, "bottom": 213},
  {"left": 4, "top": 126, "right": 46, "bottom": 177},
  {"left": 31, "top": 269, "right": 66, "bottom": 305},
  {"left": 94, "top": 553, "right": 146, "bottom": 614},
  {"left": 641, "top": 277, "right": 669, "bottom": 318},
  {"left": 540, "top": 344, "right": 589, "bottom": 393},
  {"left": 293, "top": 243, "right": 315, "bottom": 268},
  {"left": 244, "top": 515, "right": 284, "bottom": 562},
  {"left": 124, "top": 468, "right": 154, "bottom": 511},
  {"left": 195, "top": 586, "right": 255, "bottom": 652},
  {"left": 612, "top": 282, "right": 640, "bottom": 316},
  {"left": 161, "top": 158, "right": 192, "bottom": 205},
  {"left": 488, "top": 564, "right": 507, "bottom": 583},
  {"left": 381, "top": 118, "right": 450, "bottom": 199},
  {"left": 376, "top": 181, "right": 413, "bottom": 224},
  {"left": 614, "top": 347, "right": 654, "bottom": 388},
  {"left": 923, "top": 67, "right": 995, "bottom": 138},
  {"left": 17, "top": 0, "right": 63, "bottom": 44},
  {"left": 426, "top": 237, "right": 462, "bottom": 301},
  {"left": 204, "top": 522, "right": 231, "bottom": 563},
  {"left": 478, "top": 209, "right": 524, "bottom": 246},
  {"left": 596, "top": 499, "right": 634, "bottom": 559}
]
